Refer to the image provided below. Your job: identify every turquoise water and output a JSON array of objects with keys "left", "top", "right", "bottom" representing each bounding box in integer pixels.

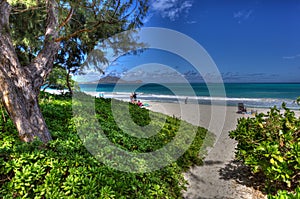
[{"left": 78, "top": 83, "right": 300, "bottom": 109}]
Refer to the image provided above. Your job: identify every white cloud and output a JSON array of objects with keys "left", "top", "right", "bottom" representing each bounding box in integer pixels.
[
  {"left": 245, "top": 10, "right": 253, "bottom": 19},
  {"left": 142, "top": 13, "right": 154, "bottom": 24},
  {"left": 282, "top": 54, "right": 300, "bottom": 59},
  {"left": 151, "top": 0, "right": 193, "bottom": 21},
  {"left": 186, "top": 20, "right": 197, "bottom": 24},
  {"left": 152, "top": 0, "right": 176, "bottom": 11},
  {"left": 73, "top": 71, "right": 103, "bottom": 83},
  {"left": 233, "top": 11, "right": 243, "bottom": 18},
  {"left": 233, "top": 9, "right": 253, "bottom": 23},
  {"left": 120, "top": 64, "right": 187, "bottom": 83}
]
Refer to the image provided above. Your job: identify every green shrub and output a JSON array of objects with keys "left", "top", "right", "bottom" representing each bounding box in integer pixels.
[
  {"left": 268, "top": 187, "right": 300, "bottom": 199},
  {"left": 0, "top": 92, "right": 211, "bottom": 198},
  {"left": 230, "top": 103, "right": 300, "bottom": 196}
]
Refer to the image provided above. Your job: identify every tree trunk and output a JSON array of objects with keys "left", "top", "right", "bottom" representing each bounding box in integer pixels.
[
  {"left": 1, "top": 81, "right": 52, "bottom": 143},
  {"left": 66, "top": 68, "right": 73, "bottom": 95},
  {"left": 0, "top": 0, "right": 60, "bottom": 143}
]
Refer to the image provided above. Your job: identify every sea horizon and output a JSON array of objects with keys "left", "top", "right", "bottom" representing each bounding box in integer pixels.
[{"left": 76, "top": 82, "right": 300, "bottom": 110}]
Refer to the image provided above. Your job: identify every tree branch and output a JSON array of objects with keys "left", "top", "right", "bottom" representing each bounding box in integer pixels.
[
  {"left": 27, "top": 0, "right": 61, "bottom": 91},
  {"left": 55, "top": 28, "right": 94, "bottom": 42},
  {"left": 11, "top": 5, "right": 45, "bottom": 14},
  {"left": 0, "top": 0, "right": 11, "bottom": 34},
  {"left": 58, "top": 8, "right": 74, "bottom": 29},
  {"left": 113, "top": 0, "right": 121, "bottom": 17},
  {"left": 54, "top": 19, "right": 119, "bottom": 42},
  {"left": 0, "top": 0, "right": 25, "bottom": 80},
  {"left": 120, "top": 0, "right": 138, "bottom": 22}
]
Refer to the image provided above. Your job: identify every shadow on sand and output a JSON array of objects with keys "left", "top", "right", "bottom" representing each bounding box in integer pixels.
[{"left": 219, "top": 160, "right": 266, "bottom": 193}]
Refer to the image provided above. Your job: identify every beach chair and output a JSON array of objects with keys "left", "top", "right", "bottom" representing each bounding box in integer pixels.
[{"left": 237, "top": 103, "right": 247, "bottom": 113}]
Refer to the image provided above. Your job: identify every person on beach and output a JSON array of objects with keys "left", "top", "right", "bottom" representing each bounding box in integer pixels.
[
  {"left": 130, "top": 93, "right": 133, "bottom": 102},
  {"left": 132, "top": 92, "right": 137, "bottom": 101},
  {"left": 130, "top": 92, "right": 137, "bottom": 103},
  {"left": 137, "top": 100, "right": 143, "bottom": 107}
]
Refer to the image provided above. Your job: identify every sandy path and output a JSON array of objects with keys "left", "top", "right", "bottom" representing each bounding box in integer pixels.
[{"left": 148, "top": 102, "right": 269, "bottom": 199}]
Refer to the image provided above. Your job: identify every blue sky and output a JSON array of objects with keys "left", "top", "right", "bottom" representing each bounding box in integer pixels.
[{"left": 87, "top": 0, "right": 300, "bottom": 83}]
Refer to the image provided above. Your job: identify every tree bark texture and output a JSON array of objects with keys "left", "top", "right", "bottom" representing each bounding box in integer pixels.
[
  {"left": 66, "top": 69, "right": 73, "bottom": 95},
  {"left": 0, "top": 0, "right": 60, "bottom": 143}
]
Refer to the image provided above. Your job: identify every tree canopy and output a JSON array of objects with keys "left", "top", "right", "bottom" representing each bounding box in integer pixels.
[
  {"left": 0, "top": 0, "right": 149, "bottom": 143},
  {"left": 10, "top": 0, "right": 148, "bottom": 70}
]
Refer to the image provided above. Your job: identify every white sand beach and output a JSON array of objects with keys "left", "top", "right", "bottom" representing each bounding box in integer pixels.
[{"left": 147, "top": 102, "right": 299, "bottom": 199}]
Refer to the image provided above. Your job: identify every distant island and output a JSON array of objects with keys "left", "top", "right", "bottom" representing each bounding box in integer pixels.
[{"left": 79, "top": 76, "right": 143, "bottom": 84}]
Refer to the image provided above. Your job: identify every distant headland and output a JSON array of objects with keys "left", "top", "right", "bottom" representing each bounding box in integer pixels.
[{"left": 79, "top": 76, "right": 143, "bottom": 84}]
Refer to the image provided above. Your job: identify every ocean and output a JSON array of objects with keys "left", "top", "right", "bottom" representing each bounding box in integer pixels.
[{"left": 78, "top": 83, "right": 300, "bottom": 109}]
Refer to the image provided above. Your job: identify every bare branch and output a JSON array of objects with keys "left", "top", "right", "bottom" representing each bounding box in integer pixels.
[
  {"left": 55, "top": 28, "right": 94, "bottom": 42},
  {"left": 56, "top": 0, "right": 144, "bottom": 42},
  {"left": 11, "top": 6, "right": 45, "bottom": 14},
  {"left": 58, "top": 8, "right": 74, "bottom": 29},
  {"left": 55, "top": 19, "right": 119, "bottom": 42},
  {"left": 0, "top": 0, "right": 11, "bottom": 32},
  {"left": 0, "top": 0, "right": 24, "bottom": 78},
  {"left": 113, "top": 0, "right": 121, "bottom": 17},
  {"left": 120, "top": 0, "right": 139, "bottom": 21},
  {"left": 27, "top": 0, "right": 61, "bottom": 89}
]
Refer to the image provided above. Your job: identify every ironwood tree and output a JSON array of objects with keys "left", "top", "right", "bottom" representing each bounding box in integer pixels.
[{"left": 0, "top": 0, "right": 148, "bottom": 143}]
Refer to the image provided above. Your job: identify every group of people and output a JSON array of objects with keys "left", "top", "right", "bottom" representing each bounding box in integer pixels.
[{"left": 130, "top": 92, "right": 143, "bottom": 107}]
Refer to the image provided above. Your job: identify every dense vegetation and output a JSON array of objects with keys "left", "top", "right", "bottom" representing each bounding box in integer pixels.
[
  {"left": 0, "top": 92, "right": 211, "bottom": 198},
  {"left": 0, "top": 0, "right": 148, "bottom": 143},
  {"left": 230, "top": 104, "right": 300, "bottom": 198}
]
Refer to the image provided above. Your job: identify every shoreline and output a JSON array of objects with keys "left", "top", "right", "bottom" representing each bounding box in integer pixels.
[
  {"left": 43, "top": 89, "right": 300, "bottom": 116},
  {"left": 85, "top": 90, "right": 300, "bottom": 110},
  {"left": 43, "top": 88, "right": 300, "bottom": 110}
]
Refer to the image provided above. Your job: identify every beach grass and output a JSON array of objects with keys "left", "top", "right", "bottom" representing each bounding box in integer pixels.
[{"left": 0, "top": 92, "right": 212, "bottom": 198}]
